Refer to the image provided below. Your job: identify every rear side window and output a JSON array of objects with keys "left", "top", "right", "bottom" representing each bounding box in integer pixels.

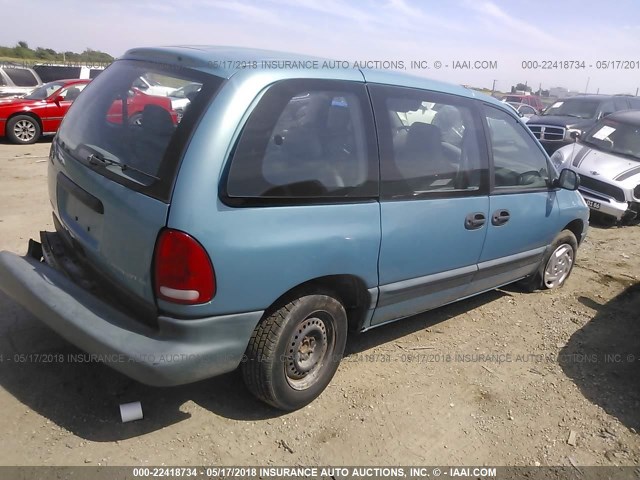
[
  {"left": 599, "top": 100, "right": 615, "bottom": 117},
  {"left": 225, "top": 79, "right": 378, "bottom": 204},
  {"left": 57, "top": 60, "right": 223, "bottom": 202},
  {"left": 4, "top": 67, "right": 38, "bottom": 86},
  {"left": 369, "top": 83, "right": 488, "bottom": 199},
  {"left": 34, "top": 65, "right": 81, "bottom": 83},
  {"left": 613, "top": 97, "right": 630, "bottom": 111},
  {"left": 628, "top": 97, "right": 640, "bottom": 109},
  {"left": 484, "top": 105, "right": 549, "bottom": 190}
]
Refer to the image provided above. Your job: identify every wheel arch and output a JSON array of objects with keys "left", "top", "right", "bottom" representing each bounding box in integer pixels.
[
  {"left": 6, "top": 111, "right": 43, "bottom": 136},
  {"left": 562, "top": 219, "right": 585, "bottom": 245},
  {"left": 264, "top": 274, "right": 373, "bottom": 334}
]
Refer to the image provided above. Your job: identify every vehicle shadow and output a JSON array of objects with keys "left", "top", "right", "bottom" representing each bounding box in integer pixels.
[
  {"left": 588, "top": 212, "right": 640, "bottom": 229},
  {"left": 0, "top": 136, "right": 53, "bottom": 146},
  {"left": 559, "top": 282, "right": 640, "bottom": 431},
  {"left": 0, "top": 288, "right": 506, "bottom": 441}
]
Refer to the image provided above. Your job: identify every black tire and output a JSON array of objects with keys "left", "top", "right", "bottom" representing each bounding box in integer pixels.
[
  {"left": 128, "top": 113, "right": 143, "bottom": 126},
  {"left": 520, "top": 230, "right": 578, "bottom": 292},
  {"left": 6, "top": 115, "right": 41, "bottom": 144},
  {"left": 241, "top": 291, "right": 347, "bottom": 411}
]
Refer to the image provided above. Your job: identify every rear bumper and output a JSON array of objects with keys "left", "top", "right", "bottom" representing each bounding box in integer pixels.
[{"left": 0, "top": 250, "right": 263, "bottom": 386}]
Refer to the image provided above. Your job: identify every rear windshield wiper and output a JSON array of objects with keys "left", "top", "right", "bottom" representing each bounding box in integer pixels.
[{"left": 88, "top": 152, "right": 160, "bottom": 181}]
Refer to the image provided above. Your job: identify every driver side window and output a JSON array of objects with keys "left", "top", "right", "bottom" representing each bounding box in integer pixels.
[
  {"left": 484, "top": 105, "right": 549, "bottom": 190},
  {"left": 60, "top": 84, "right": 86, "bottom": 102}
]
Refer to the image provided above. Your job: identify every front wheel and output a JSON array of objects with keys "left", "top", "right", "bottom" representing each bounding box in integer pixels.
[
  {"left": 520, "top": 230, "right": 578, "bottom": 291},
  {"left": 241, "top": 292, "right": 347, "bottom": 411},
  {"left": 7, "top": 115, "right": 41, "bottom": 144}
]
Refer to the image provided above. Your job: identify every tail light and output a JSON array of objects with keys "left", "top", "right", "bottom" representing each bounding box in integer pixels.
[{"left": 153, "top": 229, "right": 215, "bottom": 305}]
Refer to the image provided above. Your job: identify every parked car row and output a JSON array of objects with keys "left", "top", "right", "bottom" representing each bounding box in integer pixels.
[
  {"left": 527, "top": 94, "right": 640, "bottom": 154},
  {"left": 500, "top": 92, "right": 640, "bottom": 224},
  {"left": 551, "top": 110, "right": 640, "bottom": 224},
  {"left": 0, "top": 64, "right": 107, "bottom": 98}
]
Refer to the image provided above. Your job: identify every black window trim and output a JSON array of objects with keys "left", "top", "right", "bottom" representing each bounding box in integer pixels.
[
  {"left": 369, "top": 83, "right": 490, "bottom": 202},
  {"left": 220, "top": 78, "right": 380, "bottom": 208},
  {"left": 481, "top": 102, "right": 555, "bottom": 195}
]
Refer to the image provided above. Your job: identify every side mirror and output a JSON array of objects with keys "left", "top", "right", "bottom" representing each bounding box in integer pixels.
[
  {"left": 518, "top": 111, "right": 525, "bottom": 118},
  {"left": 556, "top": 168, "right": 580, "bottom": 191},
  {"left": 53, "top": 95, "right": 65, "bottom": 104},
  {"left": 570, "top": 130, "right": 581, "bottom": 141}
]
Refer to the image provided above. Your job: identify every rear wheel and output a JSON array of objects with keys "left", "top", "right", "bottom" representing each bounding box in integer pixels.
[
  {"left": 128, "top": 113, "right": 143, "bottom": 127},
  {"left": 7, "top": 115, "right": 41, "bottom": 144},
  {"left": 241, "top": 291, "right": 347, "bottom": 411},
  {"left": 520, "top": 230, "right": 577, "bottom": 291}
]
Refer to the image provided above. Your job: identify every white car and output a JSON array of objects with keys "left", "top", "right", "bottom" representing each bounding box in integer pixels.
[
  {"left": 507, "top": 102, "right": 537, "bottom": 123},
  {"left": 0, "top": 66, "right": 43, "bottom": 98},
  {"left": 132, "top": 76, "right": 176, "bottom": 96},
  {"left": 550, "top": 110, "right": 640, "bottom": 224},
  {"left": 168, "top": 82, "right": 202, "bottom": 120}
]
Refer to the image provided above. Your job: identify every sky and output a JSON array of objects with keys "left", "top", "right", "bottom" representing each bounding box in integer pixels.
[{"left": 1, "top": 0, "right": 640, "bottom": 95}]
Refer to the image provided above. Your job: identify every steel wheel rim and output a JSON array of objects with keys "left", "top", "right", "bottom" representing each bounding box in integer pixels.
[
  {"left": 285, "top": 311, "right": 335, "bottom": 391},
  {"left": 543, "top": 243, "right": 574, "bottom": 288},
  {"left": 14, "top": 120, "right": 36, "bottom": 142}
]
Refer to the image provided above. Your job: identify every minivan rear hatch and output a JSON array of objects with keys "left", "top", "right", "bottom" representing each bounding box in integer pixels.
[{"left": 51, "top": 59, "right": 223, "bottom": 313}]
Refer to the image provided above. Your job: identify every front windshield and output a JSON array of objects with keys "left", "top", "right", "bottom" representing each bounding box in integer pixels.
[
  {"left": 583, "top": 120, "right": 640, "bottom": 161},
  {"left": 543, "top": 98, "right": 600, "bottom": 118},
  {"left": 24, "top": 81, "right": 65, "bottom": 100}
]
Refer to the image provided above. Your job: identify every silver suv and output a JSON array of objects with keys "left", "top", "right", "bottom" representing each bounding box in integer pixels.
[{"left": 0, "top": 65, "right": 43, "bottom": 98}]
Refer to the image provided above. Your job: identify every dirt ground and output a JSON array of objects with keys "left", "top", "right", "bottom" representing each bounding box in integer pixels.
[{"left": 0, "top": 138, "right": 639, "bottom": 468}]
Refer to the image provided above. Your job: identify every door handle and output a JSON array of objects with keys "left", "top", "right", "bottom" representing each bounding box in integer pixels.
[
  {"left": 465, "top": 212, "right": 486, "bottom": 230},
  {"left": 491, "top": 209, "right": 510, "bottom": 226}
]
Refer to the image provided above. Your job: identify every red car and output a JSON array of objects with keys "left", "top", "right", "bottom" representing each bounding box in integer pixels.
[
  {"left": 0, "top": 79, "right": 90, "bottom": 144},
  {"left": 107, "top": 88, "right": 178, "bottom": 126}
]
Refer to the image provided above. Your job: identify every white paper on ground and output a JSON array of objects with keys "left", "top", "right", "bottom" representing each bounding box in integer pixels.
[{"left": 120, "top": 401, "right": 143, "bottom": 422}]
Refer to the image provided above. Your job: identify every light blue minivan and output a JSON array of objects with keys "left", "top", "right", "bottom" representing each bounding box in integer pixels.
[{"left": 0, "top": 46, "right": 589, "bottom": 410}]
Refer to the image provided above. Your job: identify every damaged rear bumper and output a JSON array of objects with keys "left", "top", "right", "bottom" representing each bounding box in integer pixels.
[{"left": 0, "top": 238, "right": 263, "bottom": 387}]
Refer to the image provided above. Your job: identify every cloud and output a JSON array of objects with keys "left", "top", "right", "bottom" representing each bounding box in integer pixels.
[
  {"left": 266, "top": 0, "right": 378, "bottom": 25},
  {"left": 195, "top": 0, "right": 286, "bottom": 27},
  {"left": 382, "top": 0, "right": 464, "bottom": 31},
  {"left": 468, "top": 1, "right": 559, "bottom": 47}
]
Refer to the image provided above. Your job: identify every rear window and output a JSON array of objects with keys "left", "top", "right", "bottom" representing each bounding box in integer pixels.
[
  {"left": 34, "top": 65, "right": 81, "bottom": 83},
  {"left": 57, "top": 60, "right": 223, "bottom": 202},
  {"left": 4, "top": 67, "right": 39, "bottom": 86}
]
